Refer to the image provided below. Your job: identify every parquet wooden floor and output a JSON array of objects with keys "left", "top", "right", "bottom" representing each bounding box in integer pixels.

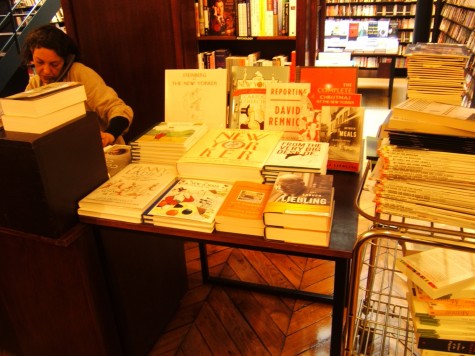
[{"left": 149, "top": 243, "right": 335, "bottom": 355}]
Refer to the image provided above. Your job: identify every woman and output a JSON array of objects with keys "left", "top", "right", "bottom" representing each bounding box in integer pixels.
[{"left": 22, "top": 24, "right": 133, "bottom": 146}]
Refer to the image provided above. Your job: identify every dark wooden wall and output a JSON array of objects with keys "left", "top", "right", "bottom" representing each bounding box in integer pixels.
[{"left": 60, "top": 0, "right": 198, "bottom": 142}]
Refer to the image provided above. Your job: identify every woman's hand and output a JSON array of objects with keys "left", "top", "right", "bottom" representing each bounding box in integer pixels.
[{"left": 100, "top": 132, "right": 115, "bottom": 147}]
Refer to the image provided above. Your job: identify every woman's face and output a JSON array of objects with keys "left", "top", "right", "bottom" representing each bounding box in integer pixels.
[{"left": 31, "top": 47, "right": 65, "bottom": 84}]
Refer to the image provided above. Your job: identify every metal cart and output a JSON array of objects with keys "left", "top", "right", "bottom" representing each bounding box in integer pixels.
[{"left": 346, "top": 162, "right": 475, "bottom": 355}]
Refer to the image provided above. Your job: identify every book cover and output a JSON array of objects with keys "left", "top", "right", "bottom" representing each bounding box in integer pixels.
[
  {"left": 263, "top": 172, "right": 334, "bottom": 231},
  {"left": 264, "top": 225, "right": 331, "bottom": 247},
  {"left": 103, "top": 144, "right": 131, "bottom": 177},
  {"left": 0, "top": 82, "right": 86, "bottom": 117},
  {"left": 320, "top": 105, "right": 364, "bottom": 172},
  {"left": 208, "top": 0, "right": 236, "bottom": 35},
  {"left": 396, "top": 247, "right": 475, "bottom": 300},
  {"left": 1, "top": 102, "right": 86, "bottom": 134},
  {"left": 392, "top": 98, "right": 475, "bottom": 133},
  {"left": 144, "top": 178, "right": 232, "bottom": 231},
  {"left": 263, "top": 140, "right": 329, "bottom": 174},
  {"left": 177, "top": 128, "right": 283, "bottom": 183},
  {"left": 164, "top": 69, "right": 227, "bottom": 129},
  {"left": 295, "top": 66, "right": 359, "bottom": 111},
  {"left": 263, "top": 82, "right": 315, "bottom": 140},
  {"left": 78, "top": 163, "right": 178, "bottom": 218},
  {"left": 228, "top": 66, "right": 290, "bottom": 129},
  {"left": 215, "top": 180, "right": 272, "bottom": 229}
]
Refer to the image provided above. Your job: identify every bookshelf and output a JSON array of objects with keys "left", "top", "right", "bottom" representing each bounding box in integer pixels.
[
  {"left": 324, "top": 0, "right": 432, "bottom": 76},
  {"left": 437, "top": 0, "right": 475, "bottom": 107}
]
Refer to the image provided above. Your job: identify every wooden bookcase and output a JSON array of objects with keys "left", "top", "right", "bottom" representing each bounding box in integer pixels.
[{"left": 437, "top": 0, "right": 475, "bottom": 107}]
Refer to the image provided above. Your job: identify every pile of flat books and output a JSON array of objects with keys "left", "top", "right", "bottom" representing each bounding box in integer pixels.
[
  {"left": 77, "top": 163, "right": 178, "bottom": 223},
  {"left": 130, "top": 122, "right": 208, "bottom": 165},
  {"left": 263, "top": 172, "right": 335, "bottom": 247},
  {"left": 397, "top": 247, "right": 475, "bottom": 354},
  {"left": 0, "top": 82, "right": 87, "bottom": 134},
  {"left": 262, "top": 140, "right": 329, "bottom": 184},
  {"left": 405, "top": 42, "right": 470, "bottom": 106}
]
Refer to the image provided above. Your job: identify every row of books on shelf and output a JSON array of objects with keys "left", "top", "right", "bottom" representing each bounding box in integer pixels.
[
  {"left": 442, "top": 3, "right": 475, "bottom": 29},
  {"left": 326, "top": 3, "right": 416, "bottom": 17},
  {"left": 195, "top": 0, "right": 296, "bottom": 37},
  {"left": 198, "top": 49, "right": 288, "bottom": 69},
  {"left": 396, "top": 246, "right": 475, "bottom": 354},
  {"left": 78, "top": 129, "right": 333, "bottom": 246}
]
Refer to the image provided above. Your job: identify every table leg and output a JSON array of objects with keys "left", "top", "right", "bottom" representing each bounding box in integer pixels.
[
  {"left": 331, "top": 258, "right": 350, "bottom": 356},
  {"left": 388, "top": 57, "right": 396, "bottom": 109}
]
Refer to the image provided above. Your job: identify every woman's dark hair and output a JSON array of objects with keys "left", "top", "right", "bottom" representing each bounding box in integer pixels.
[{"left": 21, "top": 24, "right": 79, "bottom": 65}]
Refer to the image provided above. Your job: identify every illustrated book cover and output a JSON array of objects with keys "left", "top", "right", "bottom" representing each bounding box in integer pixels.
[
  {"left": 164, "top": 69, "right": 227, "bottom": 129},
  {"left": 263, "top": 140, "right": 329, "bottom": 175},
  {"left": 396, "top": 247, "right": 475, "bottom": 300},
  {"left": 176, "top": 128, "right": 283, "bottom": 183},
  {"left": 320, "top": 105, "right": 365, "bottom": 172},
  {"left": 0, "top": 82, "right": 86, "bottom": 117},
  {"left": 143, "top": 178, "right": 232, "bottom": 233},
  {"left": 215, "top": 180, "right": 273, "bottom": 235},
  {"left": 263, "top": 82, "right": 315, "bottom": 140},
  {"left": 228, "top": 66, "right": 290, "bottom": 129},
  {"left": 78, "top": 163, "right": 178, "bottom": 223},
  {"left": 103, "top": 144, "right": 131, "bottom": 177},
  {"left": 263, "top": 172, "right": 334, "bottom": 231}
]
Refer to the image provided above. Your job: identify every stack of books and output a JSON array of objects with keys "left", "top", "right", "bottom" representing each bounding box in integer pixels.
[
  {"left": 215, "top": 181, "right": 273, "bottom": 236},
  {"left": 130, "top": 122, "right": 208, "bottom": 165},
  {"left": 142, "top": 178, "right": 232, "bottom": 233},
  {"left": 396, "top": 247, "right": 475, "bottom": 354},
  {"left": 374, "top": 98, "right": 475, "bottom": 230},
  {"left": 77, "top": 163, "right": 178, "bottom": 223},
  {"left": 262, "top": 140, "right": 329, "bottom": 184},
  {"left": 176, "top": 128, "right": 283, "bottom": 183},
  {"left": 263, "top": 172, "right": 335, "bottom": 247},
  {"left": 405, "top": 42, "right": 470, "bottom": 106},
  {"left": 0, "top": 82, "right": 87, "bottom": 134}
]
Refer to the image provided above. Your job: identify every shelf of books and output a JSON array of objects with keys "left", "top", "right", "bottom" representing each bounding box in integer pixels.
[{"left": 437, "top": 0, "right": 475, "bottom": 107}]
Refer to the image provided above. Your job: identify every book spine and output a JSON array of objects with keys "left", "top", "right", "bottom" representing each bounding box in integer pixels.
[
  {"left": 417, "top": 337, "right": 475, "bottom": 355},
  {"left": 288, "top": 0, "right": 296, "bottom": 36}
]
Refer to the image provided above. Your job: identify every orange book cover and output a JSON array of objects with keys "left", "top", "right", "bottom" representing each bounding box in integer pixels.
[{"left": 215, "top": 181, "right": 272, "bottom": 228}]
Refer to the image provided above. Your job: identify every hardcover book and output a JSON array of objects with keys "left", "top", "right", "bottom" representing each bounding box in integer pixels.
[
  {"left": 215, "top": 180, "right": 272, "bottom": 235},
  {"left": 78, "top": 163, "right": 178, "bottom": 223},
  {"left": 0, "top": 82, "right": 86, "bottom": 117},
  {"left": 263, "top": 82, "right": 314, "bottom": 140},
  {"left": 263, "top": 172, "right": 334, "bottom": 231},
  {"left": 396, "top": 247, "right": 475, "bottom": 300},
  {"left": 164, "top": 69, "right": 227, "bottom": 129},
  {"left": 263, "top": 140, "right": 329, "bottom": 174},
  {"left": 103, "top": 144, "right": 131, "bottom": 177},
  {"left": 176, "top": 128, "right": 283, "bottom": 183},
  {"left": 320, "top": 105, "right": 364, "bottom": 172},
  {"left": 143, "top": 178, "right": 232, "bottom": 233},
  {"left": 228, "top": 66, "right": 290, "bottom": 129},
  {"left": 264, "top": 225, "right": 331, "bottom": 247}
]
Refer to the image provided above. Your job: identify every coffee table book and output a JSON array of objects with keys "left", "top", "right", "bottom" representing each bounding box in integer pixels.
[
  {"left": 263, "top": 172, "right": 334, "bottom": 231},
  {"left": 0, "top": 82, "right": 86, "bottom": 117},
  {"left": 78, "top": 163, "right": 178, "bottom": 223},
  {"left": 215, "top": 181, "right": 273, "bottom": 236},
  {"left": 396, "top": 247, "right": 475, "bottom": 300},
  {"left": 176, "top": 128, "right": 283, "bottom": 183},
  {"left": 143, "top": 178, "right": 232, "bottom": 233}
]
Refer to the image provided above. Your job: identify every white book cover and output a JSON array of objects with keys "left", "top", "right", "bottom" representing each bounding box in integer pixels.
[{"left": 164, "top": 69, "right": 227, "bottom": 129}]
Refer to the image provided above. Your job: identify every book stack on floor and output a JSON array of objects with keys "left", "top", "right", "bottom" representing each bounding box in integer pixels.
[
  {"left": 215, "top": 181, "right": 273, "bottom": 236},
  {"left": 405, "top": 42, "right": 470, "bottom": 106},
  {"left": 373, "top": 98, "right": 475, "bottom": 230},
  {"left": 262, "top": 140, "right": 329, "bottom": 184},
  {"left": 130, "top": 122, "right": 208, "bottom": 165},
  {"left": 78, "top": 163, "right": 178, "bottom": 223},
  {"left": 143, "top": 178, "right": 232, "bottom": 233},
  {"left": 397, "top": 247, "right": 475, "bottom": 355},
  {"left": 263, "top": 172, "right": 334, "bottom": 247},
  {"left": 177, "top": 128, "right": 283, "bottom": 183},
  {"left": 0, "top": 82, "right": 87, "bottom": 134}
]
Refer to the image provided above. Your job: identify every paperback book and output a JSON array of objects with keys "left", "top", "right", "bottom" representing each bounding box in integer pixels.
[
  {"left": 396, "top": 247, "right": 475, "bottom": 300},
  {"left": 78, "top": 163, "right": 178, "bottom": 223},
  {"left": 263, "top": 172, "right": 334, "bottom": 232},
  {"left": 143, "top": 178, "right": 232, "bottom": 233},
  {"left": 215, "top": 180, "right": 272, "bottom": 236},
  {"left": 176, "top": 128, "right": 283, "bottom": 183}
]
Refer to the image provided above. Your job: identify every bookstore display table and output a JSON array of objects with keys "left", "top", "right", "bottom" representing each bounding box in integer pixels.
[{"left": 81, "top": 170, "right": 361, "bottom": 356}]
